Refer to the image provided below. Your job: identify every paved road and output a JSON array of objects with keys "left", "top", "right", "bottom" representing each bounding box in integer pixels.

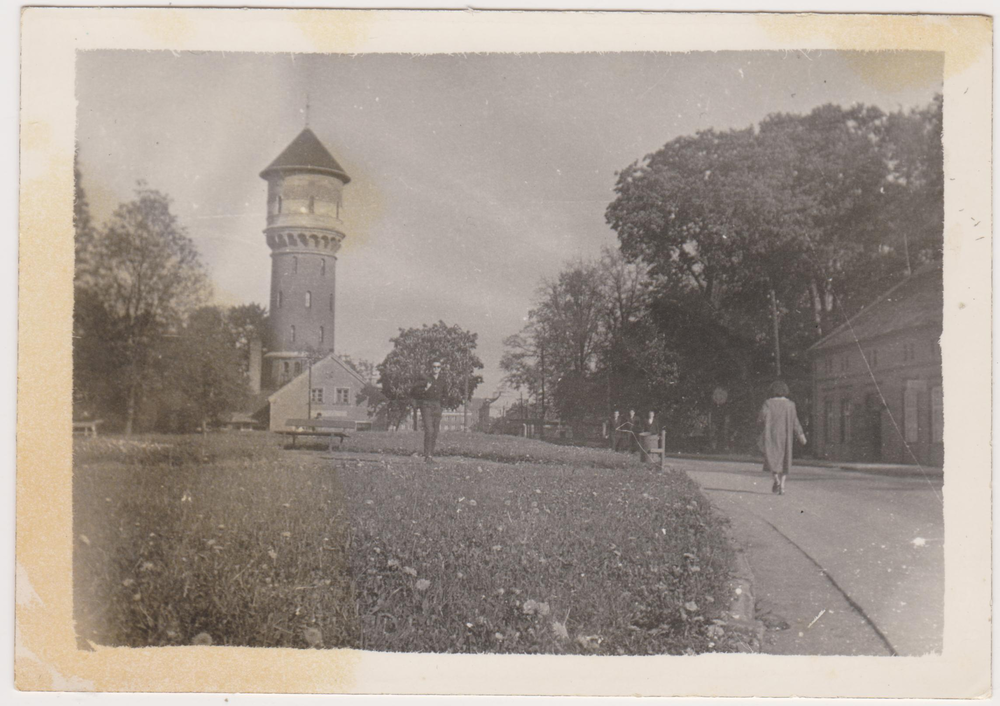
[{"left": 678, "top": 457, "right": 943, "bottom": 656}]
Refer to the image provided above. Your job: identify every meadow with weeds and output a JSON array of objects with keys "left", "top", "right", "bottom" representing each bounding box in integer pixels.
[{"left": 74, "top": 431, "right": 745, "bottom": 654}]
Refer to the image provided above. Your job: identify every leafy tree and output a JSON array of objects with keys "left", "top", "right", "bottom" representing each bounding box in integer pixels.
[
  {"left": 75, "top": 182, "right": 210, "bottom": 434},
  {"left": 225, "top": 303, "right": 268, "bottom": 383},
  {"left": 162, "top": 307, "right": 251, "bottom": 432},
  {"left": 377, "top": 321, "right": 484, "bottom": 428},
  {"left": 604, "top": 99, "right": 943, "bottom": 445}
]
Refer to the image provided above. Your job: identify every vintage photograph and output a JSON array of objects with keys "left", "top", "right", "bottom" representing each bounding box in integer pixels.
[
  {"left": 71, "top": 48, "right": 945, "bottom": 657},
  {"left": 15, "top": 7, "right": 991, "bottom": 698}
]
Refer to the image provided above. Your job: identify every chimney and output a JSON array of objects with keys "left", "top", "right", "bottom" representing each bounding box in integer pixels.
[{"left": 249, "top": 337, "right": 262, "bottom": 394}]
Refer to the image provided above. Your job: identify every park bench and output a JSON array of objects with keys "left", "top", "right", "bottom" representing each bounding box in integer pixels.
[
  {"left": 279, "top": 419, "right": 354, "bottom": 449},
  {"left": 72, "top": 419, "right": 103, "bottom": 437}
]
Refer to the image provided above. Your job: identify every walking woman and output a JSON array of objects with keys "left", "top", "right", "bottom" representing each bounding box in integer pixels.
[{"left": 758, "top": 380, "right": 807, "bottom": 495}]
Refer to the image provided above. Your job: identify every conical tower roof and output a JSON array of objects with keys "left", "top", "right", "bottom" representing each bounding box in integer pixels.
[{"left": 260, "top": 128, "right": 351, "bottom": 183}]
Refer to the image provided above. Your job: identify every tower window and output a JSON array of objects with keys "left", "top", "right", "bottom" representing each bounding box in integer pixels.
[
  {"left": 329, "top": 293, "right": 334, "bottom": 311},
  {"left": 283, "top": 361, "right": 290, "bottom": 375},
  {"left": 277, "top": 290, "right": 282, "bottom": 309},
  {"left": 293, "top": 256, "right": 298, "bottom": 274},
  {"left": 320, "top": 326, "right": 325, "bottom": 344},
  {"left": 294, "top": 361, "right": 302, "bottom": 375},
  {"left": 320, "top": 258, "right": 326, "bottom": 276},
  {"left": 277, "top": 196, "right": 282, "bottom": 214},
  {"left": 305, "top": 291, "right": 312, "bottom": 308},
  {"left": 290, "top": 325, "right": 296, "bottom": 343}
]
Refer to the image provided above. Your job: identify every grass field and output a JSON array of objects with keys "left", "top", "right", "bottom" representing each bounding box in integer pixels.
[{"left": 74, "top": 431, "right": 744, "bottom": 654}]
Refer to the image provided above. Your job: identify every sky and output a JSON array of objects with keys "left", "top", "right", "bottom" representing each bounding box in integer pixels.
[{"left": 76, "top": 50, "right": 942, "bottom": 405}]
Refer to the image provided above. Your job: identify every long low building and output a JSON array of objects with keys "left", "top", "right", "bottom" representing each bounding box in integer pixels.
[
  {"left": 267, "top": 353, "right": 371, "bottom": 432},
  {"left": 809, "top": 263, "right": 943, "bottom": 466}
]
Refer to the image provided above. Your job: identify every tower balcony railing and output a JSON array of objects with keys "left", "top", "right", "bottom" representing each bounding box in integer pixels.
[{"left": 266, "top": 229, "right": 345, "bottom": 253}]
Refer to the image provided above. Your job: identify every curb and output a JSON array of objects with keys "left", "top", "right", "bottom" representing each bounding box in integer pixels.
[{"left": 664, "top": 452, "right": 942, "bottom": 479}]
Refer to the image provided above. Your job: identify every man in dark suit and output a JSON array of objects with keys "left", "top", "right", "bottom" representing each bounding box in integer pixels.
[
  {"left": 623, "top": 408, "right": 640, "bottom": 452},
  {"left": 642, "top": 410, "right": 661, "bottom": 437},
  {"left": 415, "top": 360, "right": 445, "bottom": 463}
]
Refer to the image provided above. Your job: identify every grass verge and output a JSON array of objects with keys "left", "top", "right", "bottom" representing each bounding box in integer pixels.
[{"left": 74, "top": 431, "right": 741, "bottom": 654}]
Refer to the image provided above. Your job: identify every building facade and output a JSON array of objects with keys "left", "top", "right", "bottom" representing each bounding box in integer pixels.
[
  {"left": 809, "top": 264, "right": 943, "bottom": 466},
  {"left": 267, "top": 353, "right": 371, "bottom": 432},
  {"left": 260, "top": 128, "right": 351, "bottom": 389}
]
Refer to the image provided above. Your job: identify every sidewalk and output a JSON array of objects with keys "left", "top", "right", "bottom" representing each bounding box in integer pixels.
[{"left": 662, "top": 452, "right": 943, "bottom": 478}]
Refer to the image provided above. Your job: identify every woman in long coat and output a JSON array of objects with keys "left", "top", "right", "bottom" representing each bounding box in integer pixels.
[{"left": 758, "top": 380, "right": 807, "bottom": 495}]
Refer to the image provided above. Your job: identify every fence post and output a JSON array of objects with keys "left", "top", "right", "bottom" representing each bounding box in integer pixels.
[{"left": 659, "top": 429, "right": 666, "bottom": 472}]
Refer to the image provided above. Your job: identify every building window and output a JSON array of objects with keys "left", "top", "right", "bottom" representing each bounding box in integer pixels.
[
  {"left": 290, "top": 325, "right": 296, "bottom": 343},
  {"left": 293, "top": 256, "right": 298, "bottom": 274},
  {"left": 277, "top": 290, "right": 282, "bottom": 309},
  {"left": 311, "top": 387, "right": 324, "bottom": 403},
  {"left": 823, "top": 398, "right": 833, "bottom": 446},
  {"left": 904, "top": 380, "right": 925, "bottom": 443},
  {"left": 329, "top": 293, "right": 334, "bottom": 311},
  {"left": 319, "top": 326, "right": 325, "bottom": 344},
  {"left": 320, "top": 258, "right": 326, "bottom": 276},
  {"left": 283, "top": 361, "right": 290, "bottom": 375},
  {"left": 294, "top": 361, "right": 302, "bottom": 375},
  {"left": 335, "top": 387, "right": 350, "bottom": 405},
  {"left": 305, "top": 291, "right": 312, "bottom": 308},
  {"left": 839, "top": 399, "right": 851, "bottom": 444}
]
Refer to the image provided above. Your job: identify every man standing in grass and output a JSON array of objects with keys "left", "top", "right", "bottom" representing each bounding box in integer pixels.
[{"left": 416, "top": 360, "right": 445, "bottom": 463}]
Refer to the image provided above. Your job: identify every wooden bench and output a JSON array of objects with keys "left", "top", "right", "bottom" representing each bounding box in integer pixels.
[
  {"left": 279, "top": 419, "right": 354, "bottom": 449},
  {"left": 72, "top": 419, "right": 103, "bottom": 437}
]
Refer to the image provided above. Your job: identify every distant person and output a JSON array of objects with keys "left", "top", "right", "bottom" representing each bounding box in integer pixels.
[
  {"left": 608, "top": 410, "right": 622, "bottom": 450},
  {"left": 621, "top": 408, "right": 639, "bottom": 452},
  {"left": 413, "top": 360, "right": 445, "bottom": 463},
  {"left": 642, "top": 410, "right": 661, "bottom": 437},
  {"left": 758, "top": 380, "right": 807, "bottom": 496}
]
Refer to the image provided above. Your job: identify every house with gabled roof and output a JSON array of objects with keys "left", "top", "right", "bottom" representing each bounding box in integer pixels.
[
  {"left": 809, "top": 262, "right": 943, "bottom": 466},
  {"left": 266, "top": 352, "right": 372, "bottom": 432}
]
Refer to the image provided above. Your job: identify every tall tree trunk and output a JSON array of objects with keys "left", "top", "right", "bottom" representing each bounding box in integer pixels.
[
  {"left": 124, "top": 379, "right": 137, "bottom": 437},
  {"left": 810, "top": 279, "right": 824, "bottom": 338}
]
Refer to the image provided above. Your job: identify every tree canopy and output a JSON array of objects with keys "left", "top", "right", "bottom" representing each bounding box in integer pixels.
[
  {"left": 74, "top": 180, "right": 213, "bottom": 433},
  {"left": 377, "top": 321, "right": 484, "bottom": 427}
]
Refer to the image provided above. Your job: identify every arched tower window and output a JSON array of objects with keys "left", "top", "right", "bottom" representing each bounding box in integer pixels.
[
  {"left": 320, "top": 326, "right": 325, "bottom": 344},
  {"left": 277, "top": 290, "right": 283, "bottom": 309},
  {"left": 290, "top": 325, "right": 296, "bottom": 343},
  {"left": 320, "top": 258, "right": 326, "bottom": 276},
  {"left": 293, "top": 256, "right": 298, "bottom": 274},
  {"left": 305, "top": 291, "right": 312, "bottom": 308}
]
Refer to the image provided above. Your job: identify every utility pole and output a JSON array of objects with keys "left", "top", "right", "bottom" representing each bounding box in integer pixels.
[
  {"left": 307, "top": 357, "right": 313, "bottom": 418},
  {"left": 770, "top": 288, "right": 782, "bottom": 378},
  {"left": 463, "top": 362, "right": 469, "bottom": 432},
  {"left": 539, "top": 339, "right": 546, "bottom": 441}
]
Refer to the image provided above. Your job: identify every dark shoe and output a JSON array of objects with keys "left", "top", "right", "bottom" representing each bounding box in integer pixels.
[
  {"left": 778, "top": 486, "right": 785, "bottom": 495},
  {"left": 772, "top": 480, "right": 779, "bottom": 494}
]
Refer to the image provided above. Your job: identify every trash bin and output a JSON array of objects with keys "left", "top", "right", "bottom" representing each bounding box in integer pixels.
[{"left": 639, "top": 432, "right": 659, "bottom": 462}]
